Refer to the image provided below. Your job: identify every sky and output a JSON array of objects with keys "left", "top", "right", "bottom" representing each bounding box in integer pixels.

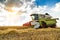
[
  {"left": 35, "top": 0, "right": 60, "bottom": 6},
  {"left": 0, "top": 0, "right": 60, "bottom": 27}
]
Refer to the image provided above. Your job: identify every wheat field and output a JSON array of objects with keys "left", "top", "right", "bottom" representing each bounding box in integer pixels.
[{"left": 0, "top": 27, "right": 60, "bottom": 40}]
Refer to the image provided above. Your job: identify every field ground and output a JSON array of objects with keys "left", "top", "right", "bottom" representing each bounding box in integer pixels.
[{"left": 0, "top": 27, "right": 60, "bottom": 40}]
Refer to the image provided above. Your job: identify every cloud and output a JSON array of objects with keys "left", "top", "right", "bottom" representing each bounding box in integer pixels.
[
  {"left": 0, "top": 0, "right": 35, "bottom": 26},
  {"left": 5, "top": 0, "right": 23, "bottom": 7},
  {"left": 50, "top": 2, "right": 60, "bottom": 27},
  {"left": 0, "top": 0, "right": 60, "bottom": 26},
  {"left": 0, "top": 0, "right": 6, "bottom": 3}
]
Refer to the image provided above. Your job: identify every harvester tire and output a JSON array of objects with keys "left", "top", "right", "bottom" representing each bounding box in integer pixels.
[
  {"left": 41, "top": 21, "right": 47, "bottom": 28},
  {"left": 51, "top": 24, "right": 56, "bottom": 28}
]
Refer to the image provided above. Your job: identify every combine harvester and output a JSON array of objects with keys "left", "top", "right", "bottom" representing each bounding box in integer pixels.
[{"left": 23, "top": 13, "right": 59, "bottom": 28}]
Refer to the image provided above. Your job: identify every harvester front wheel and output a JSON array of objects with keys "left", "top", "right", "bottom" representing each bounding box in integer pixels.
[{"left": 41, "top": 21, "right": 48, "bottom": 28}]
